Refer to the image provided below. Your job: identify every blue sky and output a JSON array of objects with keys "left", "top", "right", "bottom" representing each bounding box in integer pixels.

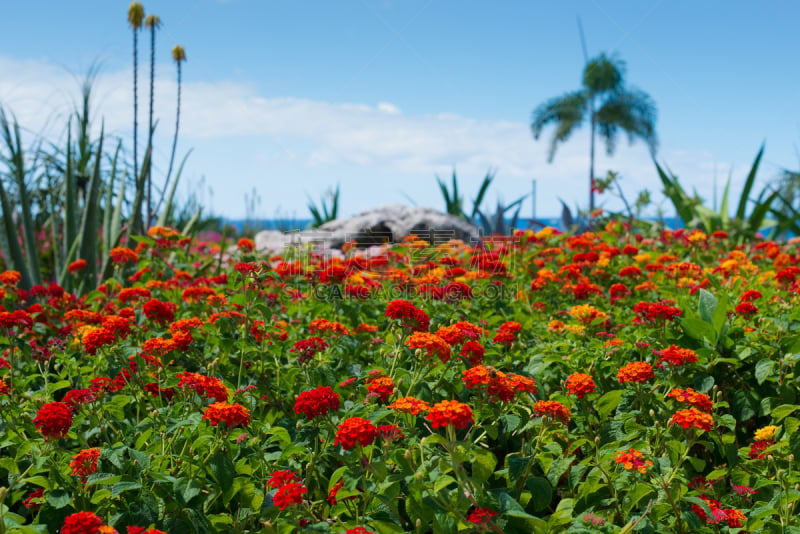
[{"left": 1, "top": 1, "right": 799, "bottom": 220}]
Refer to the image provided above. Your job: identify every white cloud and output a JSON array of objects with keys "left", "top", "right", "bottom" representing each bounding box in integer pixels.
[{"left": 0, "top": 54, "right": 763, "bottom": 219}]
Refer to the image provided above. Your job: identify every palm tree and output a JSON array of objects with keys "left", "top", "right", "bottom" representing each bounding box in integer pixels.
[{"left": 531, "top": 53, "right": 657, "bottom": 212}]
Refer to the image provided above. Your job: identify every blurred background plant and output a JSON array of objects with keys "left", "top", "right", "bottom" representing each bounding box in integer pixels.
[
  {"left": 0, "top": 3, "right": 197, "bottom": 291},
  {"left": 307, "top": 183, "right": 340, "bottom": 228},
  {"left": 656, "top": 144, "right": 800, "bottom": 242}
]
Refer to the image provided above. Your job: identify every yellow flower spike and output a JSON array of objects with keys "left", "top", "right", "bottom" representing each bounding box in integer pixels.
[
  {"left": 145, "top": 14, "right": 161, "bottom": 28},
  {"left": 172, "top": 45, "right": 187, "bottom": 63},
  {"left": 128, "top": 2, "right": 144, "bottom": 29}
]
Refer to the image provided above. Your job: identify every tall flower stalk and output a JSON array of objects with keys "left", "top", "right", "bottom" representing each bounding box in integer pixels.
[
  {"left": 128, "top": 2, "right": 144, "bottom": 193},
  {"left": 145, "top": 14, "right": 161, "bottom": 228},
  {"left": 160, "top": 45, "right": 186, "bottom": 215}
]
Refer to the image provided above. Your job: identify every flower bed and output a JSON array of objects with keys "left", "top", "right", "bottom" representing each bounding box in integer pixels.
[{"left": 0, "top": 224, "right": 798, "bottom": 533}]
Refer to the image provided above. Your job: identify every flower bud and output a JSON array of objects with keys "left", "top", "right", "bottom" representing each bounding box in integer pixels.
[{"left": 296, "top": 420, "right": 302, "bottom": 430}]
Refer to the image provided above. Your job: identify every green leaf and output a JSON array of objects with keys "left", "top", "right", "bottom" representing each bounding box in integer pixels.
[
  {"left": 697, "top": 289, "right": 717, "bottom": 324},
  {"left": 111, "top": 481, "right": 141, "bottom": 497},
  {"left": 771, "top": 404, "right": 800, "bottom": 422},
  {"left": 471, "top": 448, "right": 497, "bottom": 484},
  {"left": 208, "top": 451, "right": 235, "bottom": 492},
  {"left": 525, "top": 477, "right": 552, "bottom": 512},
  {"left": 755, "top": 359, "right": 775, "bottom": 385},
  {"left": 46, "top": 489, "right": 72, "bottom": 509},
  {"left": 596, "top": 389, "right": 625, "bottom": 419},
  {"left": 433, "top": 475, "right": 457, "bottom": 493},
  {"left": 508, "top": 454, "right": 531, "bottom": 481},
  {"left": 679, "top": 317, "right": 717, "bottom": 345}
]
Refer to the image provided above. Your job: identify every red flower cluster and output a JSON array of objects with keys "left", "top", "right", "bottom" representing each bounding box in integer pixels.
[
  {"left": 617, "top": 361, "right": 655, "bottom": 384},
  {"left": 334, "top": 417, "right": 377, "bottom": 450},
  {"left": 202, "top": 402, "right": 251, "bottom": 428},
  {"left": 384, "top": 299, "right": 430, "bottom": 332},
  {"left": 33, "top": 401, "right": 73, "bottom": 440},
  {"left": 669, "top": 408, "right": 713, "bottom": 432},
  {"left": 176, "top": 372, "right": 229, "bottom": 402},
  {"left": 61, "top": 512, "right": 107, "bottom": 534},
  {"left": 426, "top": 400, "right": 474, "bottom": 429},
  {"left": 0, "top": 310, "right": 33, "bottom": 329},
  {"left": 533, "top": 400, "right": 571, "bottom": 424},
  {"left": 70, "top": 448, "right": 101, "bottom": 481},
  {"left": 109, "top": 246, "right": 139, "bottom": 263},
  {"left": 655, "top": 345, "right": 698, "bottom": 367},
  {"left": 293, "top": 386, "right": 340, "bottom": 419},
  {"left": 467, "top": 507, "right": 498, "bottom": 526},
  {"left": 67, "top": 259, "right": 88, "bottom": 274},
  {"left": 273, "top": 481, "right": 308, "bottom": 510},
  {"left": 267, "top": 469, "right": 300, "bottom": 488},
  {"left": 691, "top": 497, "right": 747, "bottom": 528},
  {"left": 748, "top": 440, "right": 773, "bottom": 459},
  {"left": 289, "top": 336, "right": 329, "bottom": 364},
  {"left": 632, "top": 299, "right": 681, "bottom": 325},
  {"left": 565, "top": 373, "right": 596, "bottom": 398},
  {"left": 142, "top": 298, "right": 177, "bottom": 325}
]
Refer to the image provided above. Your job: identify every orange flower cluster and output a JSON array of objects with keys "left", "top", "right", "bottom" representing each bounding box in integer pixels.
[
  {"left": 617, "top": 361, "right": 654, "bottom": 384},
  {"left": 613, "top": 449, "right": 652, "bottom": 474},
  {"left": 533, "top": 400, "right": 571, "bottom": 424},
  {"left": 667, "top": 388, "right": 713, "bottom": 413},
  {"left": 405, "top": 332, "right": 451, "bottom": 363},
  {"left": 309, "top": 318, "right": 352, "bottom": 336},
  {"left": 109, "top": 246, "right": 139, "bottom": 264},
  {"left": 202, "top": 402, "right": 251, "bottom": 428},
  {"left": 388, "top": 396, "right": 431, "bottom": 415},
  {"left": 435, "top": 321, "right": 486, "bottom": 346},
  {"left": 461, "top": 365, "right": 537, "bottom": 401},
  {"left": 568, "top": 304, "right": 608, "bottom": 326},
  {"left": 0, "top": 270, "right": 22, "bottom": 286},
  {"left": 669, "top": 408, "right": 714, "bottom": 432},
  {"left": 366, "top": 376, "right": 395, "bottom": 402},
  {"left": 565, "top": 373, "right": 596, "bottom": 399},
  {"left": 426, "top": 400, "right": 473, "bottom": 429},
  {"left": 70, "top": 448, "right": 101, "bottom": 482}
]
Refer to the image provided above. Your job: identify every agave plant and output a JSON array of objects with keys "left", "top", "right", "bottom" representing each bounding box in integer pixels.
[
  {"left": 307, "top": 184, "right": 340, "bottom": 228},
  {"left": 436, "top": 169, "right": 494, "bottom": 223},
  {"left": 655, "top": 144, "right": 785, "bottom": 241},
  {"left": 476, "top": 194, "right": 527, "bottom": 236}
]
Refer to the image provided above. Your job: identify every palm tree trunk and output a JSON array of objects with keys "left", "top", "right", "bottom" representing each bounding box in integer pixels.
[{"left": 589, "top": 111, "right": 596, "bottom": 212}]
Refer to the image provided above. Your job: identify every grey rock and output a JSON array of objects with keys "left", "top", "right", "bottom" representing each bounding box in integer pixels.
[{"left": 253, "top": 204, "right": 480, "bottom": 253}]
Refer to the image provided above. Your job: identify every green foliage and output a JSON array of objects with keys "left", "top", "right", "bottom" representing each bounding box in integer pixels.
[
  {"left": 656, "top": 144, "right": 795, "bottom": 241},
  {"left": 307, "top": 183, "right": 340, "bottom": 228}
]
